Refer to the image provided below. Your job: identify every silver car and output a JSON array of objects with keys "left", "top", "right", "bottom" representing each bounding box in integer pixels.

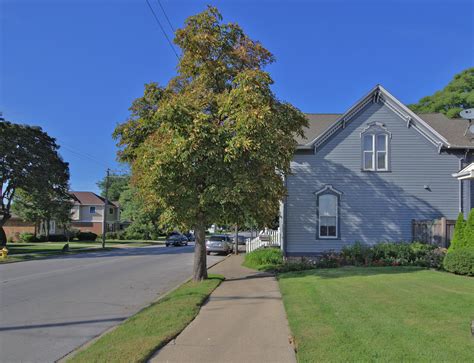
[{"left": 206, "top": 235, "right": 233, "bottom": 255}]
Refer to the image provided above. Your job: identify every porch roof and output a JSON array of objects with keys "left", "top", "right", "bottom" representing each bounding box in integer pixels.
[{"left": 452, "top": 163, "right": 474, "bottom": 180}]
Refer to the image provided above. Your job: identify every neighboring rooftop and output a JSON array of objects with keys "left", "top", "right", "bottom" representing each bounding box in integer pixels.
[
  {"left": 298, "top": 112, "right": 474, "bottom": 148},
  {"left": 70, "top": 191, "right": 118, "bottom": 207}
]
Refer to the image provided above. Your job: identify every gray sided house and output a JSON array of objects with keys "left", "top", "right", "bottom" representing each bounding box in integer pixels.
[{"left": 281, "top": 85, "right": 474, "bottom": 257}]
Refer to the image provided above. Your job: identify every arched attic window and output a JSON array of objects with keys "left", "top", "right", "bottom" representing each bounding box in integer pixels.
[
  {"left": 315, "top": 185, "right": 342, "bottom": 239},
  {"left": 361, "top": 122, "right": 391, "bottom": 171}
]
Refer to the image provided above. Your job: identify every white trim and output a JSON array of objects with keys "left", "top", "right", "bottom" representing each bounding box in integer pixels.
[
  {"left": 452, "top": 163, "right": 474, "bottom": 180},
  {"left": 318, "top": 194, "right": 338, "bottom": 239},
  {"left": 299, "top": 85, "right": 453, "bottom": 151},
  {"left": 314, "top": 184, "right": 343, "bottom": 196}
]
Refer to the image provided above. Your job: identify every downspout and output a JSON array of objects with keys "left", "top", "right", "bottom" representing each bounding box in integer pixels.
[
  {"left": 459, "top": 158, "right": 464, "bottom": 215},
  {"left": 282, "top": 175, "right": 288, "bottom": 258}
]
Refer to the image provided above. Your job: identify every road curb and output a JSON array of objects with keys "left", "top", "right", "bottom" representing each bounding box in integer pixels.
[{"left": 56, "top": 254, "right": 230, "bottom": 363}]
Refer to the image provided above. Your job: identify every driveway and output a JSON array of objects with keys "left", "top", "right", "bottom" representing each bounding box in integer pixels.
[{"left": 0, "top": 244, "right": 224, "bottom": 363}]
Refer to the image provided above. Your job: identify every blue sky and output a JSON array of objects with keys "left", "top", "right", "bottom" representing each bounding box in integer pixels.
[{"left": 2, "top": 0, "right": 473, "bottom": 193}]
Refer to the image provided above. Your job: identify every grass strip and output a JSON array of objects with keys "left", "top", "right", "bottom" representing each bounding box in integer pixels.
[
  {"left": 0, "top": 247, "right": 116, "bottom": 264},
  {"left": 68, "top": 274, "right": 224, "bottom": 363}
]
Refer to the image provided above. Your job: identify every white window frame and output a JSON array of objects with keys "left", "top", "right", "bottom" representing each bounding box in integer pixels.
[
  {"left": 363, "top": 134, "right": 375, "bottom": 171},
  {"left": 315, "top": 185, "right": 342, "bottom": 240},
  {"left": 375, "top": 133, "right": 388, "bottom": 171},
  {"left": 361, "top": 123, "right": 391, "bottom": 172},
  {"left": 89, "top": 206, "right": 96, "bottom": 214}
]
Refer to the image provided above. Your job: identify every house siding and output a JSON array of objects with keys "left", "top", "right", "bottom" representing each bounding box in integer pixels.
[{"left": 286, "top": 101, "right": 462, "bottom": 255}]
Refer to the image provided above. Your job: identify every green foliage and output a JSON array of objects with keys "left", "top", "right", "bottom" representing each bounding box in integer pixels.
[
  {"left": 97, "top": 173, "right": 130, "bottom": 201},
  {"left": 76, "top": 232, "right": 97, "bottom": 241},
  {"left": 449, "top": 212, "right": 467, "bottom": 251},
  {"left": 464, "top": 208, "right": 474, "bottom": 248},
  {"left": 113, "top": 6, "right": 307, "bottom": 280},
  {"left": 119, "top": 186, "right": 162, "bottom": 240},
  {"left": 443, "top": 249, "right": 474, "bottom": 276},
  {"left": 243, "top": 248, "right": 283, "bottom": 270},
  {"left": 13, "top": 188, "right": 73, "bottom": 237},
  {"left": 409, "top": 67, "right": 474, "bottom": 118},
  {"left": 0, "top": 121, "right": 70, "bottom": 245},
  {"left": 19, "top": 232, "right": 39, "bottom": 243}
]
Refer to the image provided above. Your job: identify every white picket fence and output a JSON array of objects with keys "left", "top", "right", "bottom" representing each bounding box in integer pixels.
[{"left": 245, "top": 228, "right": 281, "bottom": 253}]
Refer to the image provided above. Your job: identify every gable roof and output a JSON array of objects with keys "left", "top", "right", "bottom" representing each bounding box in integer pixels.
[
  {"left": 70, "top": 191, "right": 118, "bottom": 207},
  {"left": 298, "top": 85, "right": 474, "bottom": 150}
]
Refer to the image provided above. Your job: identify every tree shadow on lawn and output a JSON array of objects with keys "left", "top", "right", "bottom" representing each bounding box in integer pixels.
[{"left": 278, "top": 265, "right": 427, "bottom": 280}]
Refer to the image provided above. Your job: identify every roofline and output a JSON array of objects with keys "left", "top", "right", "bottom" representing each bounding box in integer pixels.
[{"left": 297, "top": 85, "right": 455, "bottom": 150}]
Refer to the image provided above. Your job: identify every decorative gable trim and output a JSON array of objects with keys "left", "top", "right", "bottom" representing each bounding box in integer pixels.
[
  {"left": 360, "top": 122, "right": 392, "bottom": 138},
  {"left": 302, "top": 85, "right": 452, "bottom": 152},
  {"left": 314, "top": 184, "right": 343, "bottom": 196}
]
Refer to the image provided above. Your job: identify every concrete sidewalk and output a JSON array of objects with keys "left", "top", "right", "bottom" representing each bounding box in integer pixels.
[{"left": 151, "top": 255, "right": 296, "bottom": 363}]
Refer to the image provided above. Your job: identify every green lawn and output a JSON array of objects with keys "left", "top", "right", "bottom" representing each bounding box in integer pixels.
[
  {"left": 1, "top": 240, "right": 165, "bottom": 264},
  {"left": 278, "top": 267, "right": 474, "bottom": 362},
  {"left": 68, "top": 275, "right": 224, "bottom": 363}
]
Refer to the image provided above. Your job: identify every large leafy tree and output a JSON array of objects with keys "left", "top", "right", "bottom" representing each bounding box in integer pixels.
[
  {"left": 12, "top": 188, "right": 73, "bottom": 239},
  {"left": 119, "top": 185, "right": 161, "bottom": 239},
  {"left": 409, "top": 67, "right": 474, "bottom": 118},
  {"left": 97, "top": 173, "right": 130, "bottom": 201},
  {"left": 114, "top": 7, "right": 307, "bottom": 280},
  {"left": 0, "top": 121, "right": 70, "bottom": 246}
]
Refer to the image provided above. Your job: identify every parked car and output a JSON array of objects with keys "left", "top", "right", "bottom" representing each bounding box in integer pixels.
[
  {"left": 165, "top": 233, "right": 189, "bottom": 247},
  {"left": 206, "top": 235, "right": 233, "bottom": 255},
  {"left": 184, "top": 232, "right": 195, "bottom": 242}
]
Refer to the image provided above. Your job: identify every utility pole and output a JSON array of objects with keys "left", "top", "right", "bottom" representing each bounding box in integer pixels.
[
  {"left": 234, "top": 225, "right": 239, "bottom": 255},
  {"left": 102, "top": 168, "right": 110, "bottom": 249}
]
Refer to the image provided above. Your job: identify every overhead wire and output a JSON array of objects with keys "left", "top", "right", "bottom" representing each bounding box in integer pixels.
[{"left": 145, "top": 0, "right": 180, "bottom": 60}]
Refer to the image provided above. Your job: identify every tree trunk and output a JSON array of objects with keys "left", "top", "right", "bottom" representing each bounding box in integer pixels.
[
  {"left": 0, "top": 226, "right": 6, "bottom": 247},
  {"left": 0, "top": 216, "right": 9, "bottom": 247},
  {"left": 193, "top": 218, "right": 208, "bottom": 281}
]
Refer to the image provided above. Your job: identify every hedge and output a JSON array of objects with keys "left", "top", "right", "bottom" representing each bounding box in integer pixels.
[{"left": 443, "top": 249, "right": 474, "bottom": 276}]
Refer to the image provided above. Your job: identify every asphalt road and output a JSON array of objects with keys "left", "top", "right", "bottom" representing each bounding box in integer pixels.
[{"left": 0, "top": 244, "right": 224, "bottom": 363}]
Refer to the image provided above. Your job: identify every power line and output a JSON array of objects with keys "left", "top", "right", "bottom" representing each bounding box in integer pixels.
[
  {"left": 145, "top": 0, "right": 180, "bottom": 60},
  {"left": 59, "top": 143, "right": 110, "bottom": 169},
  {"left": 156, "top": 0, "right": 175, "bottom": 33}
]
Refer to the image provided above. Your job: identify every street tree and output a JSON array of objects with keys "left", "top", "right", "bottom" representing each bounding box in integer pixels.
[
  {"left": 409, "top": 67, "right": 474, "bottom": 118},
  {"left": 0, "top": 121, "right": 70, "bottom": 246},
  {"left": 13, "top": 188, "right": 73, "bottom": 239},
  {"left": 114, "top": 7, "right": 307, "bottom": 280},
  {"left": 97, "top": 173, "right": 130, "bottom": 201}
]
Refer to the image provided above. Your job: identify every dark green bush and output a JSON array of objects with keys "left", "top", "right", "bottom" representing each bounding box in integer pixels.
[
  {"left": 77, "top": 232, "right": 98, "bottom": 241},
  {"left": 48, "top": 234, "right": 67, "bottom": 242},
  {"left": 19, "top": 233, "right": 39, "bottom": 242},
  {"left": 443, "top": 249, "right": 474, "bottom": 276},
  {"left": 341, "top": 242, "right": 373, "bottom": 265},
  {"left": 105, "top": 232, "right": 118, "bottom": 240}
]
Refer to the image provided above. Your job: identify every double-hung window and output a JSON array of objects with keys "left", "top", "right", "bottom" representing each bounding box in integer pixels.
[
  {"left": 316, "top": 185, "right": 342, "bottom": 239},
  {"left": 361, "top": 123, "right": 390, "bottom": 171}
]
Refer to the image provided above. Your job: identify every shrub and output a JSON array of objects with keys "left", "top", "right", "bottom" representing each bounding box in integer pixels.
[
  {"left": 341, "top": 242, "right": 373, "bottom": 265},
  {"left": 316, "top": 251, "right": 345, "bottom": 268},
  {"left": 244, "top": 248, "right": 283, "bottom": 270},
  {"left": 19, "top": 232, "right": 39, "bottom": 242},
  {"left": 105, "top": 232, "right": 118, "bottom": 240},
  {"left": 76, "top": 232, "right": 98, "bottom": 241},
  {"left": 48, "top": 234, "right": 67, "bottom": 242},
  {"left": 443, "top": 249, "right": 474, "bottom": 276},
  {"left": 463, "top": 209, "right": 474, "bottom": 249},
  {"left": 450, "top": 212, "right": 467, "bottom": 251}
]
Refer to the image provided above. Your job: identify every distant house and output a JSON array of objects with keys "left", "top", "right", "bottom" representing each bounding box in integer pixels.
[
  {"left": 4, "top": 191, "right": 122, "bottom": 241},
  {"left": 70, "top": 191, "right": 121, "bottom": 235},
  {"left": 280, "top": 85, "right": 474, "bottom": 258}
]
